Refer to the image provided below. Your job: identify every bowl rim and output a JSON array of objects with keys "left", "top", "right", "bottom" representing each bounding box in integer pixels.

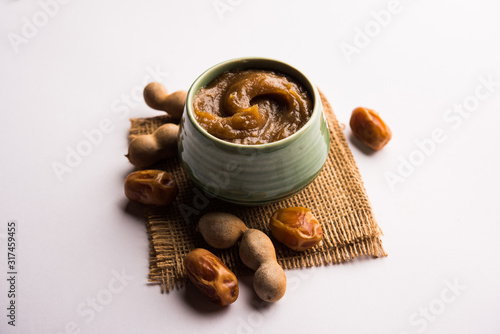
[{"left": 185, "top": 56, "right": 322, "bottom": 150}]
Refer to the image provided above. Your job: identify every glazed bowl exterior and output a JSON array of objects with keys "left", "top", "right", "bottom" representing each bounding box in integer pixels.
[{"left": 178, "top": 57, "right": 330, "bottom": 205}]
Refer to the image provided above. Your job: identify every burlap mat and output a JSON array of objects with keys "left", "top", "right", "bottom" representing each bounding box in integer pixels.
[{"left": 128, "top": 90, "right": 387, "bottom": 292}]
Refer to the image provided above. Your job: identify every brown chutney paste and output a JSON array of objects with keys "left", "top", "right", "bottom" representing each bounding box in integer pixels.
[{"left": 192, "top": 69, "right": 313, "bottom": 145}]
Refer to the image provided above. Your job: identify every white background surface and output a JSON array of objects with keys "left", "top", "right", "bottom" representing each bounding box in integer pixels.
[{"left": 1, "top": 0, "right": 500, "bottom": 333}]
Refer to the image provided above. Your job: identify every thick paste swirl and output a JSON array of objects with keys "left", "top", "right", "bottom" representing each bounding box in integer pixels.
[{"left": 193, "top": 69, "right": 312, "bottom": 145}]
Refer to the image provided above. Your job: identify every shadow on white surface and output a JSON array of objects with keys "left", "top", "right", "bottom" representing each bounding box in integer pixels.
[
  {"left": 348, "top": 131, "right": 378, "bottom": 156},
  {"left": 122, "top": 199, "right": 147, "bottom": 222},
  {"left": 182, "top": 281, "right": 232, "bottom": 315}
]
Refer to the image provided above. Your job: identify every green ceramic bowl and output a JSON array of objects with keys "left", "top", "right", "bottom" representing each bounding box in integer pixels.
[{"left": 178, "top": 57, "right": 330, "bottom": 206}]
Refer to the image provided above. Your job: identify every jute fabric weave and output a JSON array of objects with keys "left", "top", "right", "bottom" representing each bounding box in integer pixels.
[{"left": 128, "top": 90, "right": 387, "bottom": 292}]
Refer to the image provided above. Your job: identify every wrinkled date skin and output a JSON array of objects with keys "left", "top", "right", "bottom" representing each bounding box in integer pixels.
[
  {"left": 183, "top": 248, "right": 239, "bottom": 306},
  {"left": 350, "top": 107, "right": 392, "bottom": 151},
  {"left": 270, "top": 207, "right": 323, "bottom": 251},
  {"left": 124, "top": 170, "right": 178, "bottom": 206}
]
